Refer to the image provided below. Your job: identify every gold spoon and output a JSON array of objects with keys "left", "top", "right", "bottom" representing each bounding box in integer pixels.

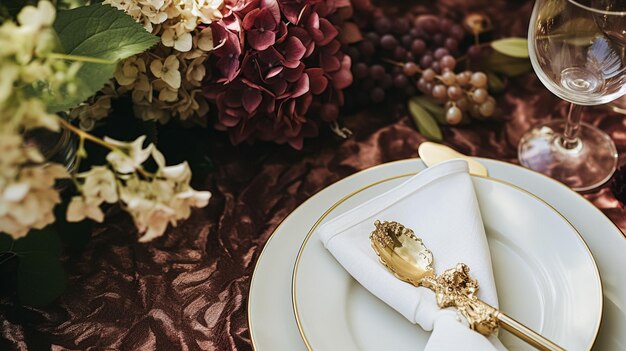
[
  {"left": 370, "top": 220, "right": 566, "bottom": 351},
  {"left": 417, "top": 142, "right": 488, "bottom": 177}
]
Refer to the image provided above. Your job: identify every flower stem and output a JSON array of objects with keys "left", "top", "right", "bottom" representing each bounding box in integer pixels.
[
  {"left": 57, "top": 118, "right": 114, "bottom": 151},
  {"left": 73, "top": 136, "right": 85, "bottom": 176},
  {"left": 57, "top": 117, "right": 154, "bottom": 179},
  {"left": 47, "top": 53, "right": 115, "bottom": 65}
]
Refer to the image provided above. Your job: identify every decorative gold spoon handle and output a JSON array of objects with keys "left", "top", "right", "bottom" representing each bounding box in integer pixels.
[
  {"left": 370, "top": 221, "right": 567, "bottom": 351},
  {"left": 420, "top": 264, "right": 566, "bottom": 351}
]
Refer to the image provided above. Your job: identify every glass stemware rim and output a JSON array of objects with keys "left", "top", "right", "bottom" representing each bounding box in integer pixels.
[{"left": 568, "top": 0, "right": 626, "bottom": 16}]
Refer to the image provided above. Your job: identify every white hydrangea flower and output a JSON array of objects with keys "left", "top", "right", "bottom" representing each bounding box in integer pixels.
[
  {"left": 70, "top": 95, "right": 112, "bottom": 131},
  {"left": 104, "top": 135, "right": 153, "bottom": 174},
  {"left": 16, "top": 99, "right": 60, "bottom": 131},
  {"left": 197, "top": 27, "right": 214, "bottom": 51},
  {"left": 150, "top": 55, "right": 181, "bottom": 89},
  {"left": 130, "top": 73, "right": 153, "bottom": 104},
  {"left": 191, "top": 0, "right": 223, "bottom": 24},
  {"left": 153, "top": 79, "right": 178, "bottom": 102},
  {"left": 17, "top": 0, "right": 56, "bottom": 31},
  {"left": 0, "top": 135, "right": 68, "bottom": 239},
  {"left": 81, "top": 166, "right": 119, "bottom": 204},
  {"left": 185, "top": 56, "right": 207, "bottom": 86},
  {"left": 114, "top": 56, "right": 147, "bottom": 87},
  {"left": 106, "top": 147, "right": 211, "bottom": 242},
  {"left": 66, "top": 195, "right": 105, "bottom": 222},
  {"left": 176, "top": 87, "right": 209, "bottom": 121},
  {"left": 0, "top": 1, "right": 76, "bottom": 135},
  {"left": 104, "top": 0, "right": 224, "bottom": 123},
  {"left": 161, "top": 25, "right": 193, "bottom": 52}
]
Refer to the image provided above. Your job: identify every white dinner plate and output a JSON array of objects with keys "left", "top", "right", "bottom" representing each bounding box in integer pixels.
[
  {"left": 292, "top": 175, "right": 601, "bottom": 351},
  {"left": 248, "top": 158, "right": 626, "bottom": 351}
]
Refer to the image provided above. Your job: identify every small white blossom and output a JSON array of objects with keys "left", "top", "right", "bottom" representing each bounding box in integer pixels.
[
  {"left": 161, "top": 25, "right": 193, "bottom": 53},
  {"left": 104, "top": 136, "right": 153, "bottom": 174},
  {"left": 186, "top": 56, "right": 206, "bottom": 86},
  {"left": 66, "top": 195, "right": 105, "bottom": 222},
  {"left": 114, "top": 56, "right": 147, "bottom": 86},
  {"left": 197, "top": 27, "right": 214, "bottom": 51},
  {"left": 140, "top": 5, "right": 168, "bottom": 25},
  {"left": 17, "top": 1, "right": 56, "bottom": 31},
  {"left": 153, "top": 79, "right": 178, "bottom": 102},
  {"left": 81, "top": 166, "right": 118, "bottom": 204},
  {"left": 130, "top": 73, "right": 153, "bottom": 104},
  {"left": 191, "top": 0, "right": 223, "bottom": 24},
  {"left": 150, "top": 55, "right": 181, "bottom": 89}
]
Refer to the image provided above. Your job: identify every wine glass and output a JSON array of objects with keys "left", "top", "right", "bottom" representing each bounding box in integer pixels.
[{"left": 518, "top": 0, "right": 626, "bottom": 191}]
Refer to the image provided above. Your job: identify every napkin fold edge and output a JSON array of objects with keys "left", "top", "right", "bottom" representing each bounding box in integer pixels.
[{"left": 318, "top": 159, "right": 470, "bottom": 247}]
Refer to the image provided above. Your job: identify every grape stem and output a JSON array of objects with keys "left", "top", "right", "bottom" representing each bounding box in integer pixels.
[{"left": 381, "top": 58, "right": 423, "bottom": 73}]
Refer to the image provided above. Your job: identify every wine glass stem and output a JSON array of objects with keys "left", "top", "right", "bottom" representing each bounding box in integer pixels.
[{"left": 561, "top": 103, "right": 582, "bottom": 149}]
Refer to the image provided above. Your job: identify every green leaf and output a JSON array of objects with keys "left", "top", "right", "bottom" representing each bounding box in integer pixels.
[
  {"left": 408, "top": 98, "right": 443, "bottom": 141},
  {"left": 483, "top": 51, "right": 532, "bottom": 77},
  {"left": 491, "top": 37, "right": 529, "bottom": 58},
  {"left": 13, "top": 228, "right": 66, "bottom": 306},
  {"left": 411, "top": 96, "right": 446, "bottom": 123},
  {"left": 50, "top": 3, "right": 159, "bottom": 112},
  {"left": 487, "top": 71, "right": 505, "bottom": 94}
]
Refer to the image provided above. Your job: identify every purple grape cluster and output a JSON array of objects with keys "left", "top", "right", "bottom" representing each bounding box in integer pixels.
[
  {"left": 416, "top": 60, "right": 496, "bottom": 124},
  {"left": 344, "top": 8, "right": 495, "bottom": 124}
]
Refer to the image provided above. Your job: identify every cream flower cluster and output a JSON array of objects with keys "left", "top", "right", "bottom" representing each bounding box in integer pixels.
[
  {"left": 0, "top": 1, "right": 212, "bottom": 242},
  {"left": 67, "top": 136, "right": 211, "bottom": 242},
  {"left": 0, "top": 135, "right": 68, "bottom": 239},
  {"left": 0, "top": 1, "right": 81, "bottom": 239},
  {"left": 69, "top": 83, "right": 118, "bottom": 131},
  {"left": 0, "top": 0, "right": 79, "bottom": 134},
  {"left": 73, "top": 0, "right": 224, "bottom": 129}
]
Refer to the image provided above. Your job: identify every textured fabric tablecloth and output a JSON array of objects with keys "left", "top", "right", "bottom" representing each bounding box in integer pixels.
[{"left": 2, "top": 1, "right": 626, "bottom": 350}]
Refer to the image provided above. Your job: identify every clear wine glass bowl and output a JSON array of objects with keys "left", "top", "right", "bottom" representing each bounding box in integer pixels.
[{"left": 519, "top": 0, "right": 626, "bottom": 191}]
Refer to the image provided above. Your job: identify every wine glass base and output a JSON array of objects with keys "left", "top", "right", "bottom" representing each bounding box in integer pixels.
[{"left": 518, "top": 120, "right": 618, "bottom": 192}]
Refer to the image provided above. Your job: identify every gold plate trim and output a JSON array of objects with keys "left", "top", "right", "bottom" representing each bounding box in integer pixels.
[
  {"left": 290, "top": 172, "right": 603, "bottom": 351},
  {"left": 248, "top": 157, "right": 618, "bottom": 350},
  {"left": 248, "top": 159, "right": 416, "bottom": 350}
]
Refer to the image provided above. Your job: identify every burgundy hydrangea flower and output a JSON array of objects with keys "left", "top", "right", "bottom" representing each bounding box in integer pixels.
[
  {"left": 210, "top": 22, "right": 243, "bottom": 83},
  {"left": 205, "top": 0, "right": 354, "bottom": 149},
  {"left": 241, "top": 0, "right": 285, "bottom": 51}
]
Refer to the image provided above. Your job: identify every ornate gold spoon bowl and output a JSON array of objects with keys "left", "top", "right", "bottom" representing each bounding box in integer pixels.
[{"left": 370, "top": 220, "right": 566, "bottom": 351}]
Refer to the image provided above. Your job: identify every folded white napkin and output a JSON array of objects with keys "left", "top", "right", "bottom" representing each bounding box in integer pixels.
[{"left": 318, "top": 159, "right": 506, "bottom": 350}]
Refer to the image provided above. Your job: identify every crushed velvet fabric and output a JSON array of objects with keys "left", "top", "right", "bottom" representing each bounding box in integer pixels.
[{"left": 1, "top": 1, "right": 626, "bottom": 350}]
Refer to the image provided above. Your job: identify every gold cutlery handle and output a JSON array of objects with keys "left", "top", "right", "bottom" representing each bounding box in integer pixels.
[
  {"left": 369, "top": 222, "right": 568, "bottom": 351},
  {"left": 420, "top": 264, "right": 567, "bottom": 351},
  {"left": 496, "top": 311, "right": 566, "bottom": 351}
]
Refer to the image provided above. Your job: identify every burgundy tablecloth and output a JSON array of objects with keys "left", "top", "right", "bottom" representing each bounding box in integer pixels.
[{"left": 2, "top": 1, "right": 626, "bottom": 350}]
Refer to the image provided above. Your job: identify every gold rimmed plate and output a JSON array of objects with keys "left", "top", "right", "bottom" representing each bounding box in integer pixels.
[
  {"left": 248, "top": 158, "right": 626, "bottom": 351},
  {"left": 291, "top": 172, "right": 602, "bottom": 351}
]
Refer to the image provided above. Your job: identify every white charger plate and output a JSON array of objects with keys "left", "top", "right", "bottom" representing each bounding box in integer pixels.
[
  {"left": 292, "top": 175, "right": 602, "bottom": 351},
  {"left": 248, "top": 158, "right": 626, "bottom": 350}
]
